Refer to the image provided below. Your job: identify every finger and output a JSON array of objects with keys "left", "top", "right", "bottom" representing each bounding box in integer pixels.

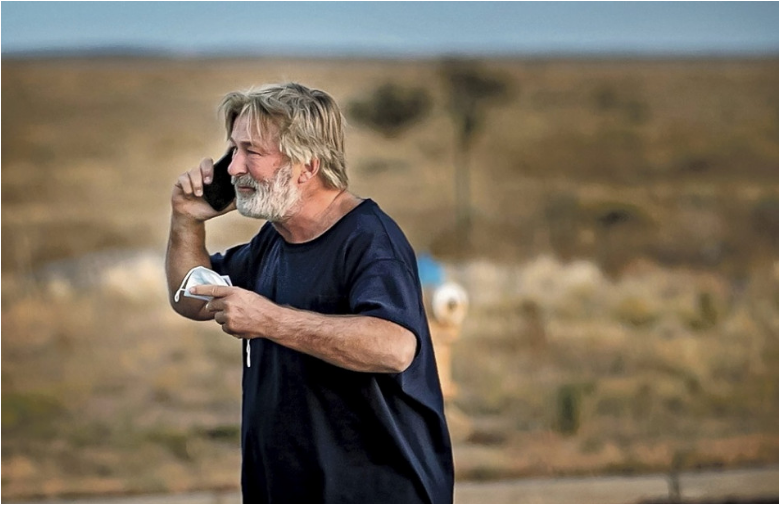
[
  {"left": 177, "top": 172, "right": 194, "bottom": 195},
  {"left": 205, "top": 300, "right": 224, "bottom": 313},
  {"left": 208, "top": 299, "right": 227, "bottom": 314},
  {"left": 214, "top": 315, "right": 237, "bottom": 337},
  {"left": 188, "top": 168, "right": 204, "bottom": 197},
  {"left": 189, "top": 284, "right": 234, "bottom": 298},
  {"left": 221, "top": 324, "right": 240, "bottom": 338},
  {"left": 211, "top": 198, "right": 237, "bottom": 218},
  {"left": 200, "top": 158, "right": 214, "bottom": 185}
]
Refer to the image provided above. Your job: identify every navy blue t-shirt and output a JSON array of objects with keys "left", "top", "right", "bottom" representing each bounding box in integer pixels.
[{"left": 210, "top": 199, "right": 454, "bottom": 504}]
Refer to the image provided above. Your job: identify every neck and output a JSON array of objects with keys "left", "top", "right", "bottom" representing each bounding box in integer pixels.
[{"left": 272, "top": 188, "right": 360, "bottom": 243}]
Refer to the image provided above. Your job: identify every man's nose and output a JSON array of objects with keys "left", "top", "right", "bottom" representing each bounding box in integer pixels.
[{"left": 227, "top": 152, "right": 246, "bottom": 177}]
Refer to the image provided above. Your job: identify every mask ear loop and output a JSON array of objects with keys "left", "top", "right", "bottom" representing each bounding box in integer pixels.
[{"left": 173, "top": 268, "right": 196, "bottom": 303}]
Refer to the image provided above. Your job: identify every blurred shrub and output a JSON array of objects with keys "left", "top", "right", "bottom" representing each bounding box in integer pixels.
[
  {"left": 144, "top": 427, "right": 192, "bottom": 461},
  {"left": 544, "top": 193, "right": 581, "bottom": 260},
  {"left": 441, "top": 59, "right": 513, "bottom": 147},
  {"left": 592, "top": 84, "right": 650, "bottom": 124},
  {"left": 593, "top": 84, "right": 619, "bottom": 110},
  {"left": 751, "top": 196, "right": 778, "bottom": 247},
  {"left": 522, "top": 300, "right": 547, "bottom": 351},
  {"left": 197, "top": 424, "right": 240, "bottom": 444},
  {"left": 2, "top": 392, "right": 66, "bottom": 439},
  {"left": 584, "top": 200, "right": 655, "bottom": 230},
  {"left": 555, "top": 384, "right": 582, "bottom": 435},
  {"left": 579, "top": 199, "right": 657, "bottom": 274},
  {"left": 347, "top": 83, "right": 432, "bottom": 138},
  {"left": 614, "top": 295, "right": 661, "bottom": 327},
  {"left": 690, "top": 291, "right": 719, "bottom": 330}
]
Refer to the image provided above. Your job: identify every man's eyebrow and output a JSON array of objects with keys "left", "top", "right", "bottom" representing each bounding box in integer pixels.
[{"left": 229, "top": 138, "right": 255, "bottom": 147}]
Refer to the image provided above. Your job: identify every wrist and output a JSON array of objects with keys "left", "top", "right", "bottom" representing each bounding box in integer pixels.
[
  {"left": 169, "top": 213, "right": 207, "bottom": 250},
  {"left": 263, "top": 303, "right": 292, "bottom": 341},
  {"left": 170, "top": 211, "right": 206, "bottom": 231}
]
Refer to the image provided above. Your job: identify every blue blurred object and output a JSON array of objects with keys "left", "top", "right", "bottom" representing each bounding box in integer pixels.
[{"left": 417, "top": 253, "right": 445, "bottom": 288}]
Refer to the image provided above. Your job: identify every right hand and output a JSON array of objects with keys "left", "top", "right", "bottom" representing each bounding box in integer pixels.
[{"left": 171, "top": 157, "right": 236, "bottom": 222}]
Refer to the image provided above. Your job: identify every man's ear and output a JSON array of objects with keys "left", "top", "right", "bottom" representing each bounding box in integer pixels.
[{"left": 298, "top": 158, "right": 321, "bottom": 184}]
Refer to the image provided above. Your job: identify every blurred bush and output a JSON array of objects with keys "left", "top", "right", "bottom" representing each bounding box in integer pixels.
[{"left": 347, "top": 82, "right": 432, "bottom": 138}]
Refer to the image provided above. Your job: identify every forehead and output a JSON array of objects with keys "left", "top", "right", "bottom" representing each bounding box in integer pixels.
[{"left": 231, "top": 113, "right": 279, "bottom": 148}]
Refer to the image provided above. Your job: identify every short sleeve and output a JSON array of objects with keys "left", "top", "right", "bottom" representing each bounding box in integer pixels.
[
  {"left": 348, "top": 258, "right": 424, "bottom": 355},
  {"left": 209, "top": 223, "right": 273, "bottom": 289},
  {"left": 209, "top": 243, "right": 253, "bottom": 289},
  {"left": 210, "top": 251, "right": 228, "bottom": 276}
]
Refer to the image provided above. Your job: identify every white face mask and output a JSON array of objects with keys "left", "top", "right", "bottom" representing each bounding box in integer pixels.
[{"left": 174, "top": 266, "right": 233, "bottom": 303}]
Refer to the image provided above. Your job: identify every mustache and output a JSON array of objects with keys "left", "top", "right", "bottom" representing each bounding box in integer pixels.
[{"left": 231, "top": 175, "right": 259, "bottom": 188}]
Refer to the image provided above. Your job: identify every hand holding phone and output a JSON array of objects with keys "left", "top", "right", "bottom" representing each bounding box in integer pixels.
[{"left": 202, "top": 150, "right": 236, "bottom": 211}]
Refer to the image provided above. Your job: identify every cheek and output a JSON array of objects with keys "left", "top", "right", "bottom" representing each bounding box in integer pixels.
[
  {"left": 252, "top": 157, "right": 285, "bottom": 178},
  {"left": 246, "top": 160, "right": 270, "bottom": 180}
]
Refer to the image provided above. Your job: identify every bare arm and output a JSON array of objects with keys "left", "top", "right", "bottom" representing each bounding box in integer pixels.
[
  {"left": 271, "top": 308, "right": 417, "bottom": 373},
  {"left": 166, "top": 158, "right": 235, "bottom": 320},
  {"left": 191, "top": 285, "right": 417, "bottom": 373},
  {"left": 165, "top": 215, "right": 213, "bottom": 320}
]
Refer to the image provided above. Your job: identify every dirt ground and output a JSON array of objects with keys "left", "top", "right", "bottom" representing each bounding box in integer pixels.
[{"left": 6, "top": 466, "right": 779, "bottom": 504}]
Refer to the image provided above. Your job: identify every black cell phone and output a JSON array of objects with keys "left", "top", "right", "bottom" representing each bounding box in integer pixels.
[{"left": 202, "top": 150, "right": 235, "bottom": 211}]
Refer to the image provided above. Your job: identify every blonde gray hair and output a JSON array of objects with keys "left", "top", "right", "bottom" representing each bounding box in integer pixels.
[{"left": 219, "top": 82, "right": 348, "bottom": 190}]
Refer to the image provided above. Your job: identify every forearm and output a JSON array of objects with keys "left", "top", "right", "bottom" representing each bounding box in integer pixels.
[
  {"left": 165, "top": 214, "right": 212, "bottom": 320},
  {"left": 266, "top": 306, "right": 417, "bottom": 374}
]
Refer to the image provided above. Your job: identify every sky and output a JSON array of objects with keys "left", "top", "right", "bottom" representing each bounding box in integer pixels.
[{"left": 1, "top": 2, "right": 779, "bottom": 58}]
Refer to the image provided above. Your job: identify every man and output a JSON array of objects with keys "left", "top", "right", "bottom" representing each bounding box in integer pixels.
[{"left": 166, "top": 82, "right": 454, "bottom": 503}]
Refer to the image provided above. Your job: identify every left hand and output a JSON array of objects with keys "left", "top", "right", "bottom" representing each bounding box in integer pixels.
[{"left": 190, "top": 285, "right": 278, "bottom": 339}]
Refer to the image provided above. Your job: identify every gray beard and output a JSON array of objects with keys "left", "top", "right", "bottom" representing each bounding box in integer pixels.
[{"left": 232, "top": 165, "right": 301, "bottom": 221}]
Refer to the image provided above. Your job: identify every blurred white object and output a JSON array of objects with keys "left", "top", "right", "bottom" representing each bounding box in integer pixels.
[{"left": 431, "top": 282, "right": 469, "bottom": 326}]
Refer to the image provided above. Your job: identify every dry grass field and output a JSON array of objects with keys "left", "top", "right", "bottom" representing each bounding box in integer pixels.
[{"left": 1, "top": 56, "right": 778, "bottom": 500}]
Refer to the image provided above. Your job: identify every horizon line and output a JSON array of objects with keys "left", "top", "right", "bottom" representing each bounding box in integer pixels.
[{"left": 3, "top": 44, "right": 778, "bottom": 61}]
